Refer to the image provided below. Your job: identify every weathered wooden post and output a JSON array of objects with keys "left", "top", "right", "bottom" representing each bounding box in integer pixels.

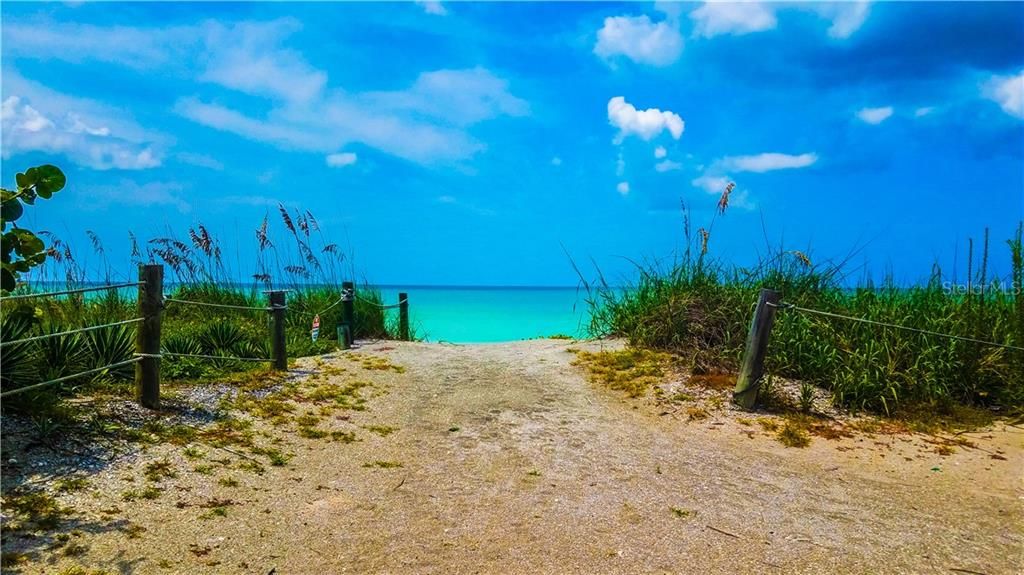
[
  {"left": 269, "top": 290, "right": 287, "bottom": 370},
  {"left": 733, "top": 288, "right": 781, "bottom": 410},
  {"left": 342, "top": 281, "right": 355, "bottom": 347},
  {"left": 398, "top": 292, "right": 409, "bottom": 341},
  {"left": 136, "top": 264, "right": 163, "bottom": 409}
]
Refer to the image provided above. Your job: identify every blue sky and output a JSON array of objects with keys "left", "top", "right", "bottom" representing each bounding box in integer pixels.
[{"left": 2, "top": 1, "right": 1022, "bottom": 287}]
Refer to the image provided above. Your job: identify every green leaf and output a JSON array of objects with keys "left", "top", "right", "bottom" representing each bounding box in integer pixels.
[
  {"left": 1, "top": 199, "right": 23, "bottom": 224},
  {"left": 10, "top": 229, "right": 44, "bottom": 257},
  {"left": 1, "top": 268, "right": 15, "bottom": 292},
  {"left": 15, "top": 171, "right": 33, "bottom": 190},
  {"left": 32, "top": 165, "right": 66, "bottom": 198}
]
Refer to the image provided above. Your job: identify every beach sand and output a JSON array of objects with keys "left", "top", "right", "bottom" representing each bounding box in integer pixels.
[{"left": 3, "top": 339, "right": 1021, "bottom": 574}]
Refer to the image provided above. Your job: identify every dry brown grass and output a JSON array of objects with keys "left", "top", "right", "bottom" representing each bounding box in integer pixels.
[{"left": 571, "top": 348, "right": 674, "bottom": 398}]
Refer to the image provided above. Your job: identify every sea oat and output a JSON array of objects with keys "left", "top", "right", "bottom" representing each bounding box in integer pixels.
[{"left": 717, "top": 182, "right": 735, "bottom": 215}]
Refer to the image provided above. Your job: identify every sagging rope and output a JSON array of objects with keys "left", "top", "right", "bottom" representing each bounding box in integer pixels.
[
  {"left": 0, "top": 281, "right": 144, "bottom": 302},
  {"left": 0, "top": 318, "right": 145, "bottom": 349},
  {"left": 0, "top": 357, "right": 144, "bottom": 398},
  {"left": 163, "top": 298, "right": 278, "bottom": 312},
  {"left": 770, "top": 301, "right": 1024, "bottom": 353},
  {"left": 355, "top": 293, "right": 408, "bottom": 310},
  {"left": 136, "top": 352, "right": 271, "bottom": 363}
]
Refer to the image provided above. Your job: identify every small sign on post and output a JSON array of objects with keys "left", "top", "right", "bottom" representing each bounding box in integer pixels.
[{"left": 311, "top": 314, "right": 320, "bottom": 342}]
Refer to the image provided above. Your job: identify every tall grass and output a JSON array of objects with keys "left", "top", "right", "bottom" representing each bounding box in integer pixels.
[
  {"left": 583, "top": 189, "right": 1023, "bottom": 414},
  {"left": 0, "top": 205, "right": 402, "bottom": 409}
]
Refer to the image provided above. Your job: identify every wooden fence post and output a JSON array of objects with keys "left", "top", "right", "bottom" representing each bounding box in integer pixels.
[
  {"left": 733, "top": 288, "right": 781, "bottom": 410},
  {"left": 269, "top": 290, "right": 287, "bottom": 370},
  {"left": 342, "top": 281, "right": 355, "bottom": 347},
  {"left": 398, "top": 292, "right": 409, "bottom": 341},
  {"left": 136, "top": 264, "right": 163, "bottom": 409}
]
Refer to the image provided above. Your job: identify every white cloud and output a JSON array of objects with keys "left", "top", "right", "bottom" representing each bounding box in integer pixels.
[
  {"left": 615, "top": 151, "right": 626, "bottom": 177},
  {"left": 364, "top": 67, "right": 529, "bottom": 127},
  {"left": 326, "top": 152, "right": 358, "bottom": 167},
  {"left": 690, "top": 2, "right": 777, "bottom": 38},
  {"left": 857, "top": 106, "right": 894, "bottom": 125},
  {"left": 691, "top": 175, "right": 755, "bottom": 210},
  {"left": 654, "top": 146, "right": 667, "bottom": 159},
  {"left": 199, "top": 20, "right": 328, "bottom": 104},
  {"left": 551, "top": 156, "right": 562, "bottom": 166},
  {"left": 983, "top": 71, "right": 1024, "bottom": 119},
  {"left": 608, "top": 96, "right": 684, "bottom": 143},
  {"left": 617, "top": 181, "right": 630, "bottom": 196},
  {"left": 689, "top": 2, "right": 870, "bottom": 40},
  {"left": 594, "top": 14, "right": 683, "bottom": 67},
  {"left": 85, "top": 179, "right": 190, "bottom": 213},
  {"left": 176, "top": 152, "right": 224, "bottom": 170},
  {"left": 67, "top": 113, "right": 110, "bottom": 136},
  {"left": 655, "top": 159, "right": 682, "bottom": 172},
  {"left": 692, "top": 175, "right": 731, "bottom": 194},
  {"left": 437, "top": 195, "right": 457, "bottom": 203},
  {"left": 914, "top": 106, "right": 936, "bottom": 118},
  {"left": 4, "top": 18, "right": 527, "bottom": 167},
  {"left": 416, "top": 1, "right": 447, "bottom": 15},
  {"left": 821, "top": 1, "right": 871, "bottom": 39},
  {"left": 1, "top": 89, "right": 162, "bottom": 171},
  {"left": 720, "top": 152, "right": 817, "bottom": 173},
  {"left": 180, "top": 65, "right": 527, "bottom": 165}
]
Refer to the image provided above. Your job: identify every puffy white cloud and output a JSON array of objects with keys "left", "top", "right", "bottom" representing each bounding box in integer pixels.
[
  {"left": 416, "top": 1, "right": 446, "bottom": 15},
  {"left": 984, "top": 71, "right": 1024, "bottom": 119},
  {"left": 1, "top": 88, "right": 162, "bottom": 171},
  {"left": 608, "top": 96, "right": 684, "bottom": 143},
  {"left": 721, "top": 152, "right": 817, "bottom": 173},
  {"left": 856, "top": 106, "right": 894, "bottom": 124},
  {"left": 551, "top": 156, "right": 562, "bottom": 166},
  {"left": 594, "top": 15, "right": 683, "bottom": 67},
  {"left": 326, "top": 152, "right": 357, "bottom": 167},
  {"left": 690, "top": 2, "right": 777, "bottom": 38},
  {"left": 689, "top": 2, "right": 870, "bottom": 40},
  {"left": 617, "top": 181, "right": 630, "bottom": 196},
  {"left": 914, "top": 106, "right": 936, "bottom": 118},
  {"left": 654, "top": 146, "right": 667, "bottom": 159},
  {"left": 655, "top": 159, "right": 682, "bottom": 172}
]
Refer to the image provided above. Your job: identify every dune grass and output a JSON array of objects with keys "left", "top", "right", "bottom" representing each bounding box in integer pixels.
[
  {"left": 0, "top": 205, "right": 404, "bottom": 414},
  {"left": 580, "top": 190, "right": 1023, "bottom": 415}
]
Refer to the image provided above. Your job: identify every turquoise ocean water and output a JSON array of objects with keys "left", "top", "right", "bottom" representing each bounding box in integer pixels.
[
  {"left": 374, "top": 286, "right": 590, "bottom": 343},
  {"left": 24, "top": 283, "right": 592, "bottom": 344}
]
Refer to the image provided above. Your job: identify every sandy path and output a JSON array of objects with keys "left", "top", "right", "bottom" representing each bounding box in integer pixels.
[{"left": 8, "top": 339, "right": 1023, "bottom": 574}]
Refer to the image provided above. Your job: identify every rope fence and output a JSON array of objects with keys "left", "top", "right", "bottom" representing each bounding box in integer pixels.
[
  {"left": 139, "top": 352, "right": 272, "bottom": 363},
  {"left": 769, "top": 301, "right": 1024, "bottom": 352},
  {"left": 1, "top": 269, "right": 411, "bottom": 407},
  {"left": 163, "top": 297, "right": 275, "bottom": 312},
  {"left": 0, "top": 281, "right": 143, "bottom": 302},
  {"left": 0, "top": 318, "right": 144, "bottom": 349},
  {"left": 356, "top": 294, "right": 408, "bottom": 310},
  {"left": 0, "top": 357, "right": 144, "bottom": 399},
  {"left": 734, "top": 289, "right": 1024, "bottom": 410}
]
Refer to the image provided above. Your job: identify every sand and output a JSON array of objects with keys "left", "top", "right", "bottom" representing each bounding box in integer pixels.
[{"left": 3, "top": 339, "right": 1022, "bottom": 574}]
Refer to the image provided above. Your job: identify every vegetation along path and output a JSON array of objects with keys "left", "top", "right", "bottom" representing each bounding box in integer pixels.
[{"left": 3, "top": 339, "right": 1021, "bottom": 574}]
